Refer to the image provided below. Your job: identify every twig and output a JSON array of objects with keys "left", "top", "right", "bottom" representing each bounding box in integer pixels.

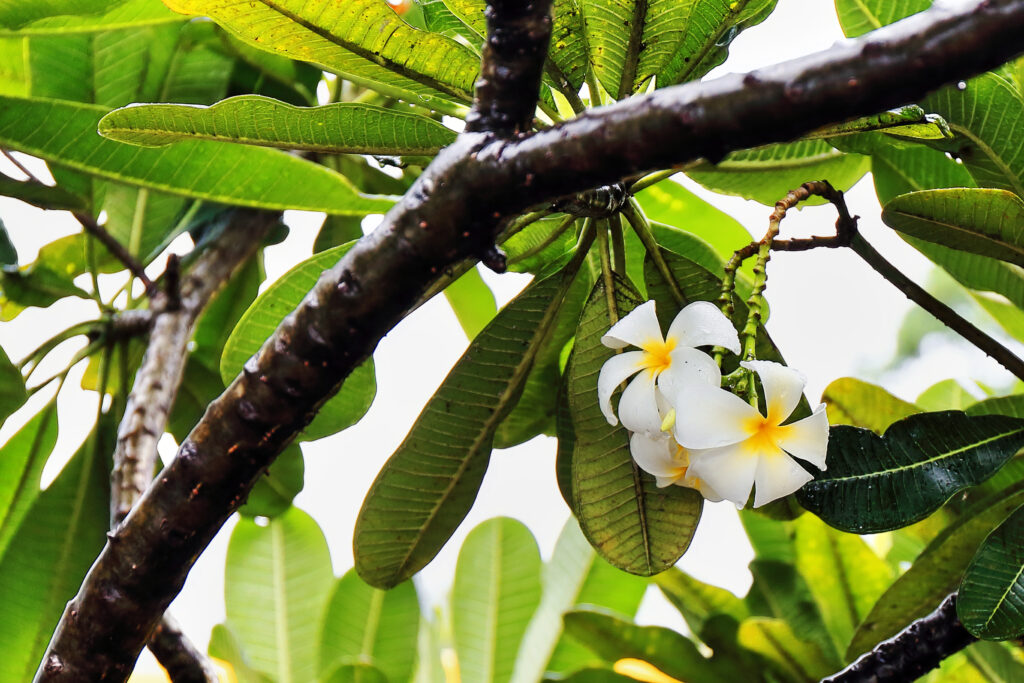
[
  {"left": 147, "top": 616, "right": 220, "bottom": 683},
  {"left": 2, "top": 148, "right": 37, "bottom": 180},
  {"left": 822, "top": 594, "right": 975, "bottom": 683},
  {"left": 464, "top": 0, "right": 554, "bottom": 136},
  {"left": 73, "top": 211, "right": 156, "bottom": 295},
  {"left": 34, "top": 3, "right": 1024, "bottom": 679}
]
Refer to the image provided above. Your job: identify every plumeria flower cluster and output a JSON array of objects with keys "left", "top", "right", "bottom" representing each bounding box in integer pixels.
[{"left": 598, "top": 300, "right": 829, "bottom": 508}]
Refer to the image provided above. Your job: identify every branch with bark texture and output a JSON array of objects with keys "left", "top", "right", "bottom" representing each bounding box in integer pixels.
[
  {"left": 822, "top": 594, "right": 976, "bottom": 682},
  {"left": 35, "top": 1, "right": 1024, "bottom": 679},
  {"left": 110, "top": 210, "right": 276, "bottom": 680}
]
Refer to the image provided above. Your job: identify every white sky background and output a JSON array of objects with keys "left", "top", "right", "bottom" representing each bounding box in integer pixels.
[{"left": 1, "top": 0, "right": 1019, "bottom": 675}]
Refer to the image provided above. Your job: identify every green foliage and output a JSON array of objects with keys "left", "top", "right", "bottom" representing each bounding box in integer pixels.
[
  {"left": 820, "top": 377, "right": 920, "bottom": 433},
  {"left": 442, "top": 266, "right": 497, "bottom": 340},
  {"left": 225, "top": 507, "right": 335, "bottom": 683},
  {"left": 99, "top": 96, "right": 457, "bottom": 155},
  {"left": 354, "top": 262, "right": 584, "bottom": 588},
  {"left": 452, "top": 518, "right": 543, "bottom": 683},
  {"left": 0, "top": 401, "right": 58, "bottom": 558},
  {"left": 959, "top": 505, "right": 1024, "bottom": 640},
  {"left": 319, "top": 569, "right": 421, "bottom": 682},
  {"left": 799, "top": 412, "right": 1024, "bottom": 533}
]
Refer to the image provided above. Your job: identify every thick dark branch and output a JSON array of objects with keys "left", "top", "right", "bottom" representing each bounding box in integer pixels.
[
  {"left": 464, "top": 0, "right": 553, "bottom": 136},
  {"left": 110, "top": 210, "right": 277, "bottom": 526},
  {"left": 35, "top": 2, "right": 1024, "bottom": 680},
  {"left": 822, "top": 594, "right": 975, "bottom": 682},
  {"left": 147, "top": 615, "right": 219, "bottom": 683}
]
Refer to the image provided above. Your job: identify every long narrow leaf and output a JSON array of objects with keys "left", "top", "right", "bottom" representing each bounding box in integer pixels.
[
  {"left": 0, "top": 401, "right": 58, "bottom": 558},
  {"left": 354, "top": 254, "right": 588, "bottom": 588},
  {"left": 100, "top": 96, "right": 457, "bottom": 155},
  {"left": 959, "top": 505, "right": 1024, "bottom": 639},
  {"left": 0, "top": 95, "right": 392, "bottom": 215}
]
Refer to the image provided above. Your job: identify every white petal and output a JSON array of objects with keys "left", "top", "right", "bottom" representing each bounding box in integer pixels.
[
  {"left": 619, "top": 373, "right": 664, "bottom": 435},
  {"left": 680, "top": 452, "right": 725, "bottom": 502},
  {"left": 667, "top": 301, "right": 741, "bottom": 354},
  {"left": 776, "top": 403, "right": 829, "bottom": 470},
  {"left": 752, "top": 452, "right": 814, "bottom": 508},
  {"left": 672, "top": 383, "right": 760, "bottom": 449},
  {"left": 602, "top": 300, "right": 663, "bottom": 349},
  {"left": 658, "top": 346, "right": 722, "bottom": 399},
  {"left": 686, "top": 444, "right": 758, "bottom": 508},
  {"left": 742, "top": 360, "right": 806, "bottom": 425},
  {"left": 630, "top": 432, "right": 683, "bottom": 479},
  {"left": 597, "top": 351, "right": 645, "bottom": 426}
]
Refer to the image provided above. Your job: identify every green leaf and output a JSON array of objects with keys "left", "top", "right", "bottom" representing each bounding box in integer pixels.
[
  {"left": 418, "top": 0, "right": 477, "bottom": 43},
  {"left": 99, "top": 96, "right": 457, "bottom": 155},
  {"left": 221, "top": 242, "right": 376, "bottom": 442},
  {"left": 443, "top": 266, "right": 497, "bottom": 340},
  {"left": 319, "top": 568, "right": 421, "bottom": 683},
  {"left": 959, "top": 504, "right": 1024, "bottom": 640},
  {"left": 923, "top": 72, "right": 1024, "bottom": 198},
  {"left": 834, "top": 0, "right": 931, "bottom": 38},
  {"left": 502, "top": 215, "right": 580, "bottom": 275},
  {"left": 562, "top": 608, "right": 728, "bottom": 683},
  {"left": 412, "top": 616, "right": 447, "bottom": 683},
  {"left": 798, "top": 411, "right": 1024, "bottom": 533},
  {"left": 0, "top": 36, "right": 28, "bottom": 96},
  {"left": 966, "top": 641, "right": 1024, "bottom": 682},
  {"left": 511, "top": 519, "right": 648, "bottom": 682},
  {"left": 548, "top": 0, "right": 588, "bottom": 92},
  {"left": 649, "top": 0, "right": 778, "bottom": 88},
  {"left": 848, "top": 481, "right": 1024, "bottom": 658},
  {"left": 1, "top": 262, "right": 91, "bottom": 320},
  {"left": 0, "top": 0, "right": 121, "bottom": 30},
  {"left": 737, "top": 617, "right": 835, "bottom": 683},
  {"left": 687, "top": 140, "right": 869, "bottom": 206},
  {"left": 162, "top": 0, "right": 479, "bottom": 113},
  {"left": 208, "top": 623, "right": 274, "bottom": 683},
  {"left": 793, "top": 514, "right": 893, "bottom": 658},
  {"left": 0, "top": 0, "right": 181, "bottom": 35},
  {"left": 225, "top": 507, "right": 335, "bottom": 683},
  {"left": 0, "top": 345, "right": 26, "bottom": 426},
  {"left": 883, "top": 189, "right": 1024, "bottom": 268},
  {"left": 655, "top": 567, "right": 748, "bottom": 637},
  {"left": 354, "top": 261, "right": 585, "bottom": 588},
  {"left": 0, "top": 413, "right": 111, "bottom": 682},
  {"left": 0, "top": 224, "right": 13, "bottom": 265},
  {"left": 495, "top": 267, "right": 590, "bottom": 449},
  {"left": 811, "top": 106, "right": 952, "bottom": 142},
  {"left": 916, "top": 379, "right": 978, "bottom": 412},
  {"left": 821, "top": 377, "right": 920, "bottom": 433},
  {"left": 0, "top": 401, "right": 58, "bottom": 558},
  {"left": 634, "top": 179, "right": 752, "bottom": 268},
  {"left": 239, "top": 443, "right": 304, "bottom": 519},
  {"left": 568, "top": 275, "right": 703, "bottom": 575},
  {"left": 452, "top": 518, "right": 542, "bottom": 683},
  {"left": 0, "top": 95, "right": 392, "bottom": 215},
  {"left": 322, "top": 663, "right": 389, "bottom": 683},
  {"left": 0, "top": 176, "right": 86, "bottom": 211}
]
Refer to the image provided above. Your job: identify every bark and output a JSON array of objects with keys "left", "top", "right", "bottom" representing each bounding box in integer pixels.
[{"left": 35, "top": 1, "right": 1024, "bottom": 679}]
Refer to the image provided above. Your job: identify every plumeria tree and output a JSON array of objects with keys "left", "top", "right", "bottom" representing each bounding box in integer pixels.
[{"left": 2, "top": 0, "right": 1024, "bottom": 681}]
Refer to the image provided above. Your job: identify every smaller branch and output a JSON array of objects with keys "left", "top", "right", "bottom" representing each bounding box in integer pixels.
[
  {"left": 822, "top": 594, "right": 975, "bottom": 683},
  {"left": 2, "top": 148, "right": 38, "bottom": 180},
  {"left": 850, "top": 232, "right": 1024, "bottom": 382},
  {"left": 464, "top": 0, "right": 554, "bottom": 136},
  {"left": 73, "top": 211, "right": 155, "bottom": 295},
  {"left": 147, "top": 615, "right": 219, "bottom": 683}
]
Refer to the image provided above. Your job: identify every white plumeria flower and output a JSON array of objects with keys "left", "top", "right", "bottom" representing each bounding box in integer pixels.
[
  {"left": 629, "top": 431, "right": 724, "bottom": 502},
  {"left": 598, "top": 300, "right": 741, "bottom": 435},
  {"left": 671, "top": 360, "right": 829, "bottom": 508}
]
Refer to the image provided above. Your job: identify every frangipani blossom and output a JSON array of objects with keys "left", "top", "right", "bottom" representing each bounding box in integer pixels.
[
  {"left": 598, "top": 300, "right": 740, "bottom": 435},
  {"left": 629, "top": 431, "right": 723, "bottom": 502},
  {"left": 672, "top": 360, "right": 829, "bottom": 508}
]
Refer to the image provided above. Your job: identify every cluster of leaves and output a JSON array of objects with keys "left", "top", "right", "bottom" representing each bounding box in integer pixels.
[{"left": 3, "top": 0, "right": 1024, "bottom": 680}]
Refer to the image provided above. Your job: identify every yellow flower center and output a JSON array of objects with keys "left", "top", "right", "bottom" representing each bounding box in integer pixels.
[
  {"left": 639, "top": 337, "right": 676, "bottom": 377},
  {"left": 743, "top": 414, "right": 785, "bottom": 455}
]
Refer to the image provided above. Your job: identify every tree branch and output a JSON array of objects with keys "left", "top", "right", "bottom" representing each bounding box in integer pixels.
[
  {"left": 73, "top": 212, "right": 156, "bottom": 295},
  {"left": 822, "top": 594, "right": 975, "bottom": 682},
  {"left": 35, "top": 2, "right": 1024, "bottom": 679},
  {"left": 147, "top": 615, "right": 220, "bottom": 683},
  {"left": 464, "top": 0, "right": 553, "bottom": 136}
]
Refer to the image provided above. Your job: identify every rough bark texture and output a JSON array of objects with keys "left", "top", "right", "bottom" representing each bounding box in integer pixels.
[
  {"left": 110, "top": 211, "right": 278, "bottom": 525},
  {"left": 35, "top": 1, "right": 1024, "bottom": 680},
  {"left": 822, "top": 594, "right": 976, "bottom": 682},
  {"left": 147, "top": 615, "right": 220, "bottom": 683}
]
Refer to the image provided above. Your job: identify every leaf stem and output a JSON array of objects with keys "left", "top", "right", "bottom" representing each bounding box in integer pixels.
[
  {"left": 597, "top": 219, "right": 619, "bottom": 326},
  {"left": 610, "top": 214, "right": 627, "bottom": 275},
  {"left": 621, "top": 198, "right": 684, "bottom": 306}
]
